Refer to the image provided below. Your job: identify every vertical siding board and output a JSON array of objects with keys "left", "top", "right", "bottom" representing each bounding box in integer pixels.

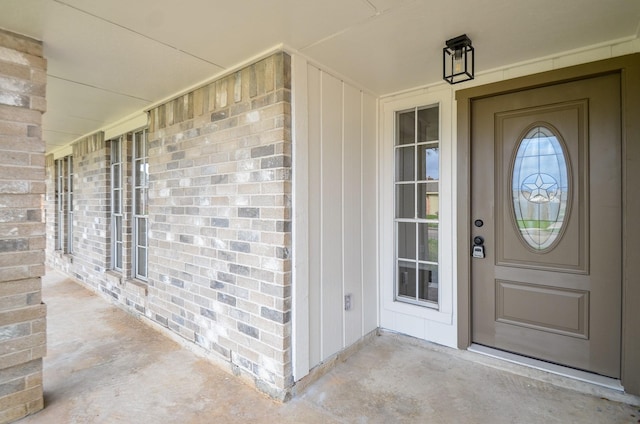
[
  {"left": 320, "top": 72, "right": 344, "bottom": 359},
  {"left": 304, "top": 66, "right": 379, "bottom": 369},
  {"left": 362, "top": 92, "right": 378, "bottom": 333},
  {"left": 343, "top": 84, "right": 363, "bottom": 346},
  {"left": 307, "top": 65, "right": 322, "bottom": 368}
]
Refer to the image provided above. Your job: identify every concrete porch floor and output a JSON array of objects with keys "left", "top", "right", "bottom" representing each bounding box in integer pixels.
[{"left": 17, "top": 270, "right": 640, "bottom": 423}]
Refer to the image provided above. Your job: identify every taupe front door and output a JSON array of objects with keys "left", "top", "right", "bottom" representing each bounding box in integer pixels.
[{"left": 470, "top": 73, "right": 621, "bottom": 378}]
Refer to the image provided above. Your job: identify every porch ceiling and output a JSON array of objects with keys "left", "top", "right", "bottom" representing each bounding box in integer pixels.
[{"left": 1, "top": 0, "right": 639, "bottom": 152}]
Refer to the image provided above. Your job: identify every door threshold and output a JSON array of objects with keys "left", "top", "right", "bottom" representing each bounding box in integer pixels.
[{"left": 468, "top": 344, "right": 623, "bottom": 392}]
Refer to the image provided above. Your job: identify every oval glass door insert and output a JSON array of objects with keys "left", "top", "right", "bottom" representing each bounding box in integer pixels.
[{"left": 512, "top": 125, "right": 570, "bottom": 251}]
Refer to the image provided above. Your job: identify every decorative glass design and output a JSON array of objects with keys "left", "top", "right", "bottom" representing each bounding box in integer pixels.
[{"left": 512, "top": 125, "right": 569, "bottom": 251}]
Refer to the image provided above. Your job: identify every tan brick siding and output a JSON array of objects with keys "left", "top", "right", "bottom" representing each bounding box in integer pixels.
[
  {"left": 0, "top": 29, "right": 46, "bottom": 423},
  {"left": 45, "top": 52, "right": 293, "bottom": 400}
]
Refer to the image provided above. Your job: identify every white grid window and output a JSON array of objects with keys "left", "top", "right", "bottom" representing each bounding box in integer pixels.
[
  {"left": 55, "top": 156, "right": 73, "bottom": 253},
  {"left": 394, "top": 106, "right": 440, "bottom": 307},
  {"left": 132, "top": 129, "right": 148, "bottom": 280},
  {"left": 66, "top": 156, "right": 74, "bottom": 254},
  {"left": 111, "top": 137, "right": 124, "bottom": 271},
  {"left": 55, "top": 159, "right": 64, "bottom": 251}
]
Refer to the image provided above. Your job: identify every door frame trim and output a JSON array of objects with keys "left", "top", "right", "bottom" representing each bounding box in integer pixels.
[{"left": 455, "top": 53, "right": 640, "bottom": 395}]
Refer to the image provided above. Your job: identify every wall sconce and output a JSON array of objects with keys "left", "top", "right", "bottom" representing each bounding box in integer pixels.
[{"left": 443, "top": 34, "right": 474, "bottom": 84}]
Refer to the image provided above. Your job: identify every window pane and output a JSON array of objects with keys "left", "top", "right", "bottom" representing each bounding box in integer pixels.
[
  {"left": 395, "top": 185, "right": 414, "bottom": 219},
  {"left": 417, "top": 185, "right": 438, "bottom": 218},
  {"left": 135, "top": 132, "right": 146, "bottom": 157},
  {"left": 113, "top": 189, "right": 121, "bottom": 214},
  {"left": 397, "top": 261, "right": 416, "bottom": 299},
  {"left": 113, "top": 164, "right": 121, "bottom": 189},
  {"left": 417, "top": 145, "right": 439, "bottom": 181},
  {"left": 135, "top": 188, "right": 147, "bottom": 215},
  {"left": 139, "top": 162, "right": 148, "bottom": 187},
  {"left": 115, "top": 216, "right": 122, "bottom": 243},
  {"left": 137, "top": 218, "right": 147, "bottom": 248},
  {"left": 397, "top": 222, "right": 416, "bottom": 260},
  {"left": 396, "top": 111, "right": 415, "bottom": 145},
  {"left": 395, "top": 146, "right": 414, "bottom": 181},
  {"left": 419, "top": 223, "right": 438, "bottom": 262},
  {"left": 417, "top": 107, "right": 438, "bottom": 142},
  {"left": 115, "top": 242, "right": 122, "bottom": 270},
  {"left": 418, "top": 263, "right": 438, "bottom": 303},
  {"left": 137, "top": 247, "right": 147, "bottom": 278},
  {"left": 112, "top": 139, "right": 121, "bottom": 163},
  {"left": 133, "top": 159, "right": 142, "bottom": 185}
]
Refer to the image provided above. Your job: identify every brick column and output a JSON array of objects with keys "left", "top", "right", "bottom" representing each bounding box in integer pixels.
[{"left": 0, "top": 29, "right": 47, "bottom": 423}]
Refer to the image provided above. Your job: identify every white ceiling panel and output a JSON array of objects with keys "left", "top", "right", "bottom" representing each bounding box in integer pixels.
[
  {"left": 365, "top": 0, "right": 414, "bottom": 13},
  {"left": 0, "top": 0, "right": 48, "bottom": 40},
  {"left": 0, "top": 0, "right": 639, "bottom": 152},
  {"left": 57, "top": 0, "right": 378, "bottom": 66},
  {"left": 302, "top": 0, "right": 640, "bottom": 94},
  {"left": 40, "top": 1, "right": 223, "bottom": 100},
  {"left": 44, "top": 76, "right": 150, "bottom": 130}
]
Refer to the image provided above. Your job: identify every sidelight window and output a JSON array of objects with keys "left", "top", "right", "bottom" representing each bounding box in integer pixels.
[{"left": 394, "top": 105, "right": 439, "bottom": 306}]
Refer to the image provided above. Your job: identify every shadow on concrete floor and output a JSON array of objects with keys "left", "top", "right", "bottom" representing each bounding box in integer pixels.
[{"left": 17, "top": 270, "right": 640, "bottom": 423}]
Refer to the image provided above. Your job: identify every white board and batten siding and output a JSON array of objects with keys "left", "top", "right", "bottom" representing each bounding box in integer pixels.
[{"left": 292, "top": 56, "right": 378, "bottom": 379}]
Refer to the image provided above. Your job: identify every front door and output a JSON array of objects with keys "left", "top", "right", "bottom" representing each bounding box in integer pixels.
[{"left": 470, "top": 73, "right": 621, "bottom": 378}]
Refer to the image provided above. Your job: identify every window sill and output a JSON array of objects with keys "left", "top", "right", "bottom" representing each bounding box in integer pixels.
[{"left": 124, "top": 278, "right": 148, "bottom": 297}]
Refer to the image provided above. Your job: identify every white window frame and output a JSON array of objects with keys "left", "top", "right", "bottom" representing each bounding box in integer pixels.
[
  {"left": 393, "top": 105, "right": 440, "bottom": 308},
  {"left": 379, "top": 89, "right": 455, "bottom": 344},
  {"left": 66, "top": 156, "right": 74, "bottom": 254},
  {"left": 55, "top": 158, "right": 64, "bottom": 251},
  {"left": 111, "top": 137, "right": 124, "bottom": 272},
  {"left": 132, "top": 129, "right": 148, "bottom": 281}
]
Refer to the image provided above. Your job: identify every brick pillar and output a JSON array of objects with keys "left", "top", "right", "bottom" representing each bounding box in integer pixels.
[{"left": 0, "top": 29, "right": 47, "bottom": 423}]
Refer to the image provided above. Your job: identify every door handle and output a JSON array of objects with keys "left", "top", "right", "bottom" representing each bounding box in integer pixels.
[{"left": 472, "top": 236, "right": 485, "bottom": 258}]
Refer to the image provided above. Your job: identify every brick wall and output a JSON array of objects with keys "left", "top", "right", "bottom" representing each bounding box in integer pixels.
[
  {"left": 147, "top": 52, "right": 293, "bottom": 398},
  {"left": 45, "top": 52, "right": 293, "bottom": 400},
  {"left": 0, "top": 29, "right": 46, "bottom": 423}
]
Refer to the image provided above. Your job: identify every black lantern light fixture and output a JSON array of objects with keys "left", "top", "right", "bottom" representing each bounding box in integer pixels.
[{"left": 443, "top": 34, "right": 474, "bottom": 84}]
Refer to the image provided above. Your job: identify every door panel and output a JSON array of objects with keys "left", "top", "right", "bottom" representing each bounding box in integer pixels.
[
  {"left": 495, "top": 102, "right": 587, "bottom": 273},
  {"left": 471, "top": 74, "right": 621, "bottom": 378}
]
